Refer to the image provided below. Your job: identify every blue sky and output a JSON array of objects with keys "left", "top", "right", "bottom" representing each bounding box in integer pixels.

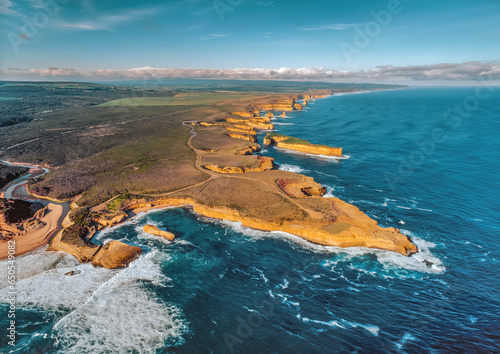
[{"left": 1, "top": 0, "right": 499, "bottom": 83}]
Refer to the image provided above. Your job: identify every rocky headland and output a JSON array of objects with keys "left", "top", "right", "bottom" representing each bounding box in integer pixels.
[{"left": 264, "top": 133, "right": 343, "bottom": 157}]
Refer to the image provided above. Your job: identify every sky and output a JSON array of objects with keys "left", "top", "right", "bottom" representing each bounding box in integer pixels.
[{"left": 0, "top": 0, "right": 499, "bottom": 85}]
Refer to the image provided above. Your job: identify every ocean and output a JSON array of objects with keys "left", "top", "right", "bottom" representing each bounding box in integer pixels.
[{"left": 1, "top": 87, "right": 499, "bottom": 353}]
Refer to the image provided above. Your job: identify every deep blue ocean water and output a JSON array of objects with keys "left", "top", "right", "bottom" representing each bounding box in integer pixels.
[{"left": 1, "top": 87, "right": 499, "bottom": 353}]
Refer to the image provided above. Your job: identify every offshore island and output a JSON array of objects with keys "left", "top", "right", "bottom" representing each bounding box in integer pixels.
[{"left": 0, "top": 81, "right": 416, "bottom": 269}]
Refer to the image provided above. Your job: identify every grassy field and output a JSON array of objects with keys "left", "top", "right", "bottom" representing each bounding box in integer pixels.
[{"left": 98, "top": 91, "right": 263, "bottom": 107}]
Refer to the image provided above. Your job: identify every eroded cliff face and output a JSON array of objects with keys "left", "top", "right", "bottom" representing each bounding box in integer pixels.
[
  {"left": 91, "top": 241, "right": 143, "bottom": 268},
  {"left": 276, "top": 176, "right": 327, "bottom": 198},
  {"left": 143, "top": 224, "right": 175, "bottom": 240},
  {"left": 225, "top": 118, "right": 274, "bottom": 130},
  {"left": 226, "top": 132, "right": 257, "bottom": 143},
  {"left": 204, "top": 156, "right": 275, "bottom": 173},
  {"left": 277, "top": 142, "right": 342, "bottom": 157},
  {"left": 116, "top": 193, "right": 417, "bottom": 256},
  {"left": 253, "top": 99, "right": 299, "bottom": 112},
  {"left": 231, "top": 111, "right": 256, "bottom": 118},
  {"left": 264, "top": 134, "right": 343, "bottom": 157},
  {"left": 48, "top": 224, "right": 143, "bottom": 269}
]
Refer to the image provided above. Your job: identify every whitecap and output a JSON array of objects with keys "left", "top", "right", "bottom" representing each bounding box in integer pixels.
[
  {"left": 297, "top": 314, "right": 379, "bottom": 336},
  {"left": 323, "top": 186, "right": 336, "bottom": 198},
  {"left": 395, "top": 332, "right": 416, "bottom": 350},
  {"left": 196, "top": 214, "right": 445, "bottom": 275},
  {"left": 275, "top": 147, "right": 349, "bottom": 161},
  {"left": 1, "top": 249, "right": 187, "bottom": 352},
  {"left": 94, "top": 206, "right": 181, "bottom": 242},
  {"left": 52, "top": 287, "right": 186, "bottom": 353},
  {"left": 278, "top": 164, "right": 305, "bottom": 173}
]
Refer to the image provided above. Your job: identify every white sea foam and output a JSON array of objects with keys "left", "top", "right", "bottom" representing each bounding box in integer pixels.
[
  {"left": 395, "top": 332, "right": 416, "bottom": 350},
  {"left": 52, "top": 287, "right": 186, "bottom": 353},
  {"left": 323, "top": 186, "right": 336, "bottom": 198},
  {"left": 376, "top": 232, "right": 445, "bottom": 274},
  {"left": 94, "top": 206, "right": 180, "bottom": 242},
  {"left": 278, "top": 164, "right": 305, "bottom": 173},
  {"left": 273, "top": 122, "right": 294, "bottom": 125},
  {"left": 275, "top": 147, "right": 349, "bottom": 161},
  {"left": 134, "top": 221, "right": 176, "bottom": 245},
  {"left": 297, "top": 314, "right": 379, "bottom": 336},
  {"left": 1, "top": 249, "right": 187, "bottom": 352}
]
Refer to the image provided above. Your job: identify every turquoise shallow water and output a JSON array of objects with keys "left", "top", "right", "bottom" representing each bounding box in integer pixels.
[{"left": 1, "top": 87, "right": 499, "bottom": 353}]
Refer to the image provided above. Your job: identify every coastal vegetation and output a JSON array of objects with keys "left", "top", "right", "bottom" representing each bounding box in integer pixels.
[{"left": 0, "top": 163, "right": 29, "bottom": 189}]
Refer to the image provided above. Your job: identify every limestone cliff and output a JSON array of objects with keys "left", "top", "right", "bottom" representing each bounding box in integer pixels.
[
  {"left": 226, "top": 126, "right": 257, "bottom": 135},
  {"left": 236, "top": 145, "right": 261, "bottom": 155},
  {"left": 91, "top": 241, "right": 143, "bottom": 268},
  {"left": 265, "top": 133, "right": 342, "bottom": 157},
  {"left": 276, "top": 177, "right": 327, "bottom": 198},
  {"left": 226, "top": 132, "right": 257, "bottom": 143},
  {"left": 143, "top": 224, "right": 175, "bottom": 241},
  {"left": 120, "top": 195, "right": 417, "bottom": 256},
  {"left": 231, "top": 111, "right": 256, "bottom": 118},
  {"left": 93, "top": 211, "right": 127, "bottom": 227},
  {"left": 204, "top": 156, "right": 275, "bottom": 174},
  {"left": 253, "top": 99, "right": 298, "bottom": 112}
]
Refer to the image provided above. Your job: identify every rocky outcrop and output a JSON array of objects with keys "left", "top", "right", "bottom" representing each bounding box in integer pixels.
[
  {"left": 236, "top": 145, "right": 261, "bottom": 155},
  {"left": 122, "top": 197, "right": 417, "bottom": 256},
  {"left": 279, "top": 112, "right": 287, "bottom": 117},
  {"left": 276, "top": 177, "right": 327, "bottom": 198},
  {"left": 49, "top": 232, "right": 142, "bottom": 269},
  {"left": 264, "top": 134, "right": 342, "bottom": 157},
  {"left": 233, "top": 124, "right": 256, "bottom": 132},
  {"left": 278, "top": 142, "right": 342, "bottom": 157},
  {"left": 91, "top": 241, "right": 143, "bottom": 268},
  {"left": 226, "top": 132, "right": 257, "bottom": 143},
  {"left": 225, "top": 118, "right": 273, "bottom": 130},
  {"left": 93, "top": 212, "right": 127, "bottom": 227},
  {"left": 247, "top": 120, "right": 274, "bottom": 130},
  {"left": 143, "top": 224, "right": 175, "bottom": 241},
  {"left": 294, "top": 103, "right": 303, "bottom": 110},
  {"left": 231, "top": 111, "right": 256, "bottom": 118},
  {"left": 226, "top": 126, "right": 257, "bottom": 135},
  {"left": 253, "top": 99, "right": 299, "bottom": 112},
  {"left": 204, "top": 156, "right": 275, "bottom": 174}
]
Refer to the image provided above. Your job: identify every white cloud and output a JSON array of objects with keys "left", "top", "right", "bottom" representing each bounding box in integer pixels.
[
  {"left": 57, "top": 22, "right": 111, "bottom": 31},
  {"left": 300, "top": 23, "right": 360, "bottom": 31},
  {"left": 54, "top": 6, "right": 160, "bottom": 31},
  {"left": 199, "top": 33, "right": 228, "bottom": 40},
  {"left": 1, "top": 67, "right": 82, "bottom": 77},
  {"left": 0, "top": 0, "right": 17, "bottom": 15},
  {"left": 2, "top": 62, "right": 499, "bottom": 83}
]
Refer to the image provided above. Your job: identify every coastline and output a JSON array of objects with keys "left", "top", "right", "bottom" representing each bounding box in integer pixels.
[
  {"left": 2, "top": 87, "right": 418, "bottom": 267},
  {"left": 0, "top": 161, "right": 69, "bottom": 260}
]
